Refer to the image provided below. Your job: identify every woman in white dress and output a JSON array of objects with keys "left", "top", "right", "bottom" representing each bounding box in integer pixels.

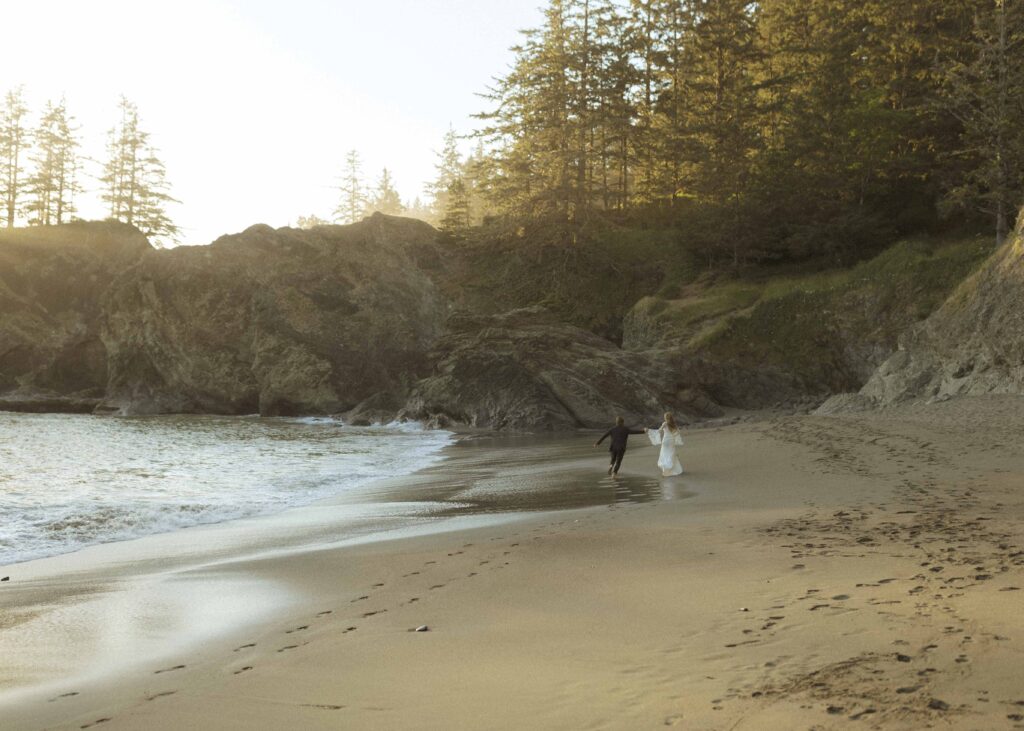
[{"left": 647, "top": 412, "right": 683, "bottom": 476}]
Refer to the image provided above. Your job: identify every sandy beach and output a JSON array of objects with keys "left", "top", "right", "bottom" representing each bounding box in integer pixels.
[{"left": 3, "top": 397, "right": 1024, "bottom": 730}]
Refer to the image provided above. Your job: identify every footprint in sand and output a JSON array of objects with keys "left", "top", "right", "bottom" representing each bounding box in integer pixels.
[
  {"left": 146, "top": 691, "right": 177, "bottom": 701},
  {"left": 278, "top": 645, "right": 299, "bottom": 653},
  {"left": 351, "top": 595, "right": 369, "bottom": 603},
  {"left": 317, "top": 610, "right": 333, "bottom": 616},
  {"left": 234, "top": 643, "right": 256, "bottom": 651},
  {"left": 361, "top": 610, "right": 385, "bottom": 618},
  {"left": 80, "top": 720, "right": 111, "bottom": 729},
  {"left": 49, "top": 691, "right": 79, "bottom": 702},
  {"left": 372, "top": 583, "right": 384, "bottom": 587},
  {"left": 849, "top": 708, "right": 877, "bottom": 720},
  {"left": 233, "top": 666, "right": 253, "bottom": 675},
  {"left": 154, "top": 665, "right": 185, "bottom": 674},
  {"left": 285, "top": 625, "right": 308, "bottom": 634}
]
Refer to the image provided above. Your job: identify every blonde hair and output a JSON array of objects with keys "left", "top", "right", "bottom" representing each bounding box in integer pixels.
[{"left": 664, "top": 412, "right": 678, "bottom": 431}]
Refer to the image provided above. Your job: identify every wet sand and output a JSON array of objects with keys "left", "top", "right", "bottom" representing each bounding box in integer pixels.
[{"left": 3, "top": 397, "right": 1024, "bottom": 729}]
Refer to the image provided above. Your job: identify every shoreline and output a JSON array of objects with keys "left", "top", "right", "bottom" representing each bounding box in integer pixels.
[
  {"left": 2, "top": 396, "right": 1023, "bottom": 729},
  {"left": 0, "top": 430, "right": 664, "bottom": 709}
]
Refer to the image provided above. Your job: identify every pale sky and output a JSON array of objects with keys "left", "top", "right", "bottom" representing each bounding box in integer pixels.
[{"left": 1, "top": 1, "right": 543, "bottom": 244}]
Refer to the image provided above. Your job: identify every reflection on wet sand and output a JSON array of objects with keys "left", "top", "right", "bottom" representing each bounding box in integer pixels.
[{"left": 349, "top": 432, "right": 696, "bottom": 515}]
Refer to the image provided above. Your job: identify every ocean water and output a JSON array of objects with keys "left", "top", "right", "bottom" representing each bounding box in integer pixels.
[{"left": 0, "top": 412, "right": 453, "bottom": 566}]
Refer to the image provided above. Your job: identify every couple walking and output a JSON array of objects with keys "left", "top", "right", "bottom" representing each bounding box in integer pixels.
[{"left": 594, "top": 413, "right": 683, "bottom": 478}]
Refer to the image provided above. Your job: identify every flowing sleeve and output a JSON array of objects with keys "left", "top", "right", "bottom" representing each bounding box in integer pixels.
[
  {"left": 674, "top": 431, "right": 684, "bottom": 446},
  {"left": 646, "top": 427, "right": 662, "bottom": 446}
]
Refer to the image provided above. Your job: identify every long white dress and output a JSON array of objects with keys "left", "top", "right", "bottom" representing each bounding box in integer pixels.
[{"left": 646, "top": 422, "right": 683, "bottom": 476}]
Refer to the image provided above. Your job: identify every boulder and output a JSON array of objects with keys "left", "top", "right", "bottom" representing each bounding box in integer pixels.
[{"left": 401, "top": 307, "right": 678, "bottom": 430}]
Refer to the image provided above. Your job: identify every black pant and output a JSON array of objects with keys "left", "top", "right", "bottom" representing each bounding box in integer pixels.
[{"left": 609, "top": 448, "right": 625, "bottom": 473}]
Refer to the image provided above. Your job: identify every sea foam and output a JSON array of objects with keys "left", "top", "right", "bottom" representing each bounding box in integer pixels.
[{"left": 0, "top": 413, "right": 452, "bottom": 566}]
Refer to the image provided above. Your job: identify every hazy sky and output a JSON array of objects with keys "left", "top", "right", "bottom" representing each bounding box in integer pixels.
[{"left": 1, "top": 1, "right": 543, "bottom": 244}]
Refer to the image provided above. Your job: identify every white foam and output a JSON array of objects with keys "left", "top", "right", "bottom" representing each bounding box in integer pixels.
[{"left": 0, "top": 414, "right": 453, "bottom": 566}]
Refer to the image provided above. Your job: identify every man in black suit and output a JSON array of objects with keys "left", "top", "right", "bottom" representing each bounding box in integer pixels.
[{"left": 595, "top": 416, "right": 646, "bottom": 477}]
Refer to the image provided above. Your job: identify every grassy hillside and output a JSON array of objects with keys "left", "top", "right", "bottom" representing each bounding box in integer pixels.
[{"left": 624, "top": 233, "right": 993, "bottom": 403}]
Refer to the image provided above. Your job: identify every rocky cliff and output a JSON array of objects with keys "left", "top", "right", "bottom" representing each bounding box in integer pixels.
[
  {"left": 98, "top": 215, "right": 448, "bottom": 416},
  {"left": 623, "top": 236, "right": 990, "bottom": 409},
  {"left": 820, "top": 221, "right": 1024, "bottom": 411},
  {"left": 0, "top": 217, "right": 691, "bottom": 428},
  {"left": 3, "top": 216, "right": 997, "bottom": 428},
  {"left": 0, "top": 222, "right": 151, "bottom": 412}
]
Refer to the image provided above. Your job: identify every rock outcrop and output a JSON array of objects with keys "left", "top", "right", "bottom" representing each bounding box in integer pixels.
[
  {"left": 624, "top": 237, "right": 990, "bottom": 410},
  {"left": 0, "top": 222, "right": 151, "bottom": 412},
  {"left": 1, "top": 216, "right": 692, "bottom": 427},
  {"left": 98, "top": 215, "right": 447, "bottom": 415},
  {"left": 20, "top": 213, "right": 984, "bottom": 428},
  {"left": 400, "top": 307, "right": 679, "bottom": 430},
  {"left": 820, "top": 221, "right": 1024, "bottom": 411}
]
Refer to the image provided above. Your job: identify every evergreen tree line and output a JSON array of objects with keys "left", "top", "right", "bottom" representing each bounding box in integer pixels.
[
  {"left": 0, "top": 89, "right": 178, "bottom": 242},
  {"left": 302, "top": 130, "right": 489, "bottom": 235},
  {"left": 460, "top": 0, "right": 1024, "bottom": 263}
]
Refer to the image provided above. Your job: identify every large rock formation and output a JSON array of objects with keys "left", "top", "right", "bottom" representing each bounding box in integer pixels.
[
  {"left": 0, "top": 222, "right": 151, "bottom": 412},
  {"left": 0, "top": 216, "right": 690, "bottom": 428},
  {"left": 99, "top": 215, "right": 447, "bottom": 415},
  {"left": 18, "top": 214, "right": 990, "bottom": 428},
  {"left": 623, "top": 237, "right": 989, "bottom": 410},
  {"left": 820, "top": 221, "right": 1024, "bottom": 411},
  {"left": 399, "top": 307, "right": 681, "bottom": 430}
]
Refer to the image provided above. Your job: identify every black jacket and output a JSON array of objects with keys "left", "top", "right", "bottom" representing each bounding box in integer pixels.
[{"left": 596, "top": 424, "right": 645, "bottom": 452}]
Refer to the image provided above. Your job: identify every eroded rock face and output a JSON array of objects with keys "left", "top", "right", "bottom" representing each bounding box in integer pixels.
[
  {"left": 0, "top": 222, "right": 151, "bottom": 411},
  {"left": 1, "top": 217, "right": 701, "bottom": 428},
  {"left": 99, "top": 215, "right": 447, "bottom": 415},
  {"left": 840, "top": 222, "right": 1024, "bottom": 409},
  {"left": 400, "top": 307, "right": 678, "bottom": 430},
  {"left": 867, "top": 247, "right": 1024, "bottom": 404}
]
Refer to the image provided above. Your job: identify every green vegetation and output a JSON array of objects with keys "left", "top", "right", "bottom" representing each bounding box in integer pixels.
[
  {"left": 671, "top": 233, "right": 993, "bottom": 392},
  {"left": 447, "top": 0, "right": 1024, "bottom": 264}
]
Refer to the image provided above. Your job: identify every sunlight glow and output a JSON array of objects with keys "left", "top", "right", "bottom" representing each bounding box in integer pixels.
[{"left": 1, "top": 0, "right": 540, "bottom": 244}]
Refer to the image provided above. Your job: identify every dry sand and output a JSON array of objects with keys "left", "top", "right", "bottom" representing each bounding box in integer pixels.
[{"left": 2, "top": 396, "right": 1024, "bottom": 730}]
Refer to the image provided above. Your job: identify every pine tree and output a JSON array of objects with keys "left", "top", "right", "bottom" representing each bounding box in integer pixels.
[
  {"left": 0, "top": 87, "right": 30, "bottom": 228},
  {"left": 100, "top": 97, "right": 179, "bottom": 243},
  {"left": 333, "top": 150, "right": 365, "bottom": 224},
  {"left": 440, "top": 178, "right": 472, "bottom": 233},
  {"left": 26, "top": 98, "right": 81, "bottom": 226},
  {"left": 428, "top": 126, "right": 463, "bottom": 220},
  {"left": 365, "top": 167, "right": 405, "bottom": 216},
  {"left": 942, "top": 0, "right": 1024, "bottom": 245}
]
